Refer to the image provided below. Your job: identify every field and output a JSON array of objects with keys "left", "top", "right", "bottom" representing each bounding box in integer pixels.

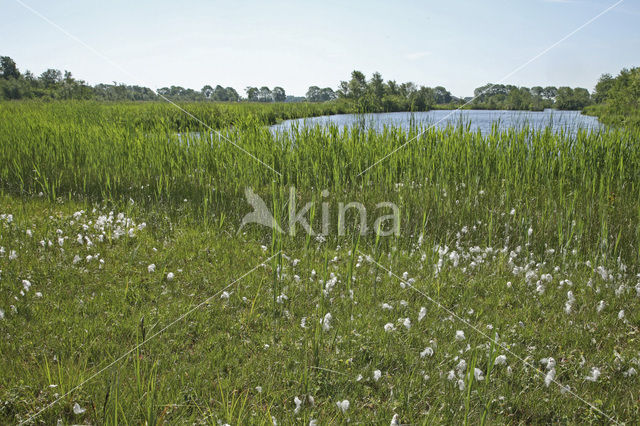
[{"left": 1, "top": 101, "right": 639, "bottom": 424}]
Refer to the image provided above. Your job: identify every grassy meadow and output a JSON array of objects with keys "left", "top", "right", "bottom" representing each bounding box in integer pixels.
[{"left": 1, "top": 101, "right": 639, "bottom": 424}]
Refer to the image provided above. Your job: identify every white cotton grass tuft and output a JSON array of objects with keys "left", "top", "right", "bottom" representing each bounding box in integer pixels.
[
  {"left": 166, "top": 272, "right": 175, "bottom": 281},
  {"left": 544, "top": 368, "right": 556, "bottom": 387},
  {"left": 384, "top": 323, "right": 396, "bottom": 332},
  {"left": 420, "top": 347, "right": 434, "bottom": 358},
  {"left": 596, "top": 300, "right": 605, "bottom": 313},
  {"left": 618, "top": 310, "right": 625, "bottom": 320},
  {"left": 455, "top": 330, "right": 465, "bottom": 341},
  {"left": 72, "top": 402, "right": 86, "bottom": 415},
  {"left": 336, "top": 399, "right": 349, "bottom": 413},
  {"left": 474, "top": 368, "right": 485, "bottom": 381},
  {"left": 220, "top": 291, "right": 230, "bottom": 300},
  {"left": 494, "top": 355, "right": 507, "bottom": 366},
  {"left": 381, "top": 303, "right": 393, "bottom": 310},
  {"left": 322, "top": 313, "right": 332, "bottom": 331},
  {"left": 0, "top": 309, "right": 4, "bottom": 320},
  {"left": 294, "top": 396, "right": 302, "bottom": 414},
  {"left": 373, "top": 369, "right": 382, "bottom": 381},
  {"left": 300, "top": 317, "right": 307, "bottom": 328},
  {"left": 585, "top": 367, "right": 601, "bottom": 382},
  {"left": 147, "top": 264, "right": 155, "bottom": 273},
  {"left": 390, "top": 413, "right": 400, "bottom": 426},
  {"left": 418, "top": 306, "right": 426, "bottom": 322},
  {"left": 402, "top": 318, "right": 411, "bottom": 330}
]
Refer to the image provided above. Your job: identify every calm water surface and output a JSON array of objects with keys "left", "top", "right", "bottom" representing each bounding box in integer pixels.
[{"left": 271, "top": 109, "right": 602, "bottom": 134}]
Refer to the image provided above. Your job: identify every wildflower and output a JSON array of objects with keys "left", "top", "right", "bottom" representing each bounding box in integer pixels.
[
  {"left": 294, "top": 396, "right": 302, "bottom": 414},
  {"left": 166, "top": 272, "right": 175, "bottom": 281},
  {"left": 384, "top": 323, "right": 396, "bottom": 332},
  {"left": 420, "top": 347, "right": 434, "bottom": 358},
  {"left": 148, "top": 264, "right": 155, "bottom": 273},
  {"left": 256, "top": 386, "right": 262, "bottom": 393},
  {"left": 457, "top": 379, "right": 465, "bottom": 390},
  {"left": 381, "top": 303, "right": 393, "bottom": 310},
  {"left": 73, "top": 403, "right": 86, "bottom": 415},
  {"left": 0, "top": 309, "right": 4, "bottom": 320},
  {"left": 456, "top": 359, "right": 467, "bottom": 376},
  {"left": 9, "top": 250, "right": 17, "bottom": 260},
  {"left": 585, "top": 367, "right": 601, "bottom": 382},
  {"left": 402, "top": 318, "right": 411, "bottom": 330},
  {"left": 221, "top": 291, "right": 230, "bottom": 300},
  {"left": 26, "top": 229, "right": 32, "bottom": 237},
  {"left": 35, "top": 292, "right": 42, "bottom": 298},
  {"left": 455, "top": 330, "right": 465, "bottom": 341},
  {"left": 300, "top": 317, "right": 307, "bottom": 328},
  {"left": 447, "top": 370, "right": 456, "bottom": 381},
  {"left": 22, "top": 280, "right": 32, "bottom": 292},
  {"left": 510, "top": 208, "right": 516, "bottom": 215},
  {"left": 373, "top": 370, "right": 382, "bottom": 381},
  {"left": 309, "top": 420, "right": 317, "bottom": 426},
  {"left": 623, "top": 367, "right": 637, "bottom": 377},
  {"left": 322, "top": 313, "right": 332, "bottom": 331},
  {"left": 596, "top": 300, "right": 605, "bottom": 313},
  {"left": 418, "top": 306, "right": 426, "bottom": 322},
  {"left": 528, "top": 227, "right": 533, "bottom": 237},
  {"left": 77, "top": 234, "right": 84, "bottom": 245},
  {"left": 494, "top": 355, "right": 507, "bottom": 365},
  {"left": 474, "top": 368, "right": 485, "bottom": 381},
  {"left": 618, "top": 310, "right": 625, "bottom": 320},
  {"left": 390, "top": 414, "right": 400, "bottom": 426},
  {"left": 544, "top": 369, "right": 555, "bottom": 387},
  {"left": 336, "top": 399, "right": 349, "bottom": 413}
]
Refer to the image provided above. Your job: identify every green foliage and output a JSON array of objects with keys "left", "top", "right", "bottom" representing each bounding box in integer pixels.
[{"left": 586, "top": 67, "right": 640, "bottom": 127}]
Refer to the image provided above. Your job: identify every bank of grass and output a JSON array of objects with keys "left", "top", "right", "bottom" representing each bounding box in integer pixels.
[{"left": 1, "top": 101, "right": 639, "bottom": 424}]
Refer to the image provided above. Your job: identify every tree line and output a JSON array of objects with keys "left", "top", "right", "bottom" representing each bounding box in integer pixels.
[
  {"left": 0, "top": 55, "right": 634, "bottom": 115},
  {"left": 585, "top": 67, "right": 640, "bottom": 127}
]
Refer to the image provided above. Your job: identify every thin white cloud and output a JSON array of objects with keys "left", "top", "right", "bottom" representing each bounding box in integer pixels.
[{"left": 405, "top": 51, "right": 431, "bottom": 60}]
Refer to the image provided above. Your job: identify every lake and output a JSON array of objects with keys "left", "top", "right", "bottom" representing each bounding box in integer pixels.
[{"left": 271, "top": 109, "right": 602, "bottom": 134}]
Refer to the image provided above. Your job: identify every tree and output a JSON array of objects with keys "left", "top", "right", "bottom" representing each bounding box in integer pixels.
[
  {"left": 320, "top": 87, "right": 336, "bottom": 101},
  {"left": 433, "top": 86, "right": 452, "bottom": 104},
  {"left": 213, "top": 85, "right": 228, "bottom": 101},
  {"left": 542, "top": 86, "right": 558, "bottom": 101},
  {"left": 306, "top": 86, "right": 321, "bottom": 101},
  {"left": 225, "top": 87, "right": 240, "bottom": 102},
  {"left": 258, "top": 86, "right": 272, "bottom": 102},
  {"left": 272, "top": 86, "right": 286, "bottom": 102},
  {"left": 245, "top": 86, "right": 258, "bottom": 101},
  {"left": 369, "top": 72, "right": 384, "bottom": 100},
  {"left": 201, "top": 85, "right": 214, "bottom": 99},
  {"left": 0, "top": 56, "right": 20, "bottom": 79},
  {"left": 39, "top": 69, "right": 62, "bottom": 88},
  {"left": 593, "top": 73, "right": 614, "bottom": 103}
]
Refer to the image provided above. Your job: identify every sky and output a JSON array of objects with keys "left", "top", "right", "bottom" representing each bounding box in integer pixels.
[{"left": 1, "top": 0, "right": 639, "bottom": 97}]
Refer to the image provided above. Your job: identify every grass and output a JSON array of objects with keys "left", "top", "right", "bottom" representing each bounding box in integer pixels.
[{"left": 1, "top": 100, "right": 639, "bottom": 424}]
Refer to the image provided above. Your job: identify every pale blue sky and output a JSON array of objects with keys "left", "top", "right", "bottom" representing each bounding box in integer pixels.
[{"left": 2, "top": 0, "right": 639, "bottom": 97}]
